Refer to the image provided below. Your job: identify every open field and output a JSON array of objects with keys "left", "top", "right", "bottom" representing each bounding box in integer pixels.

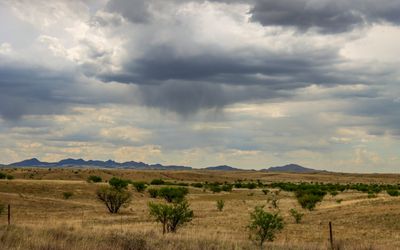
[{"left": 0, "top": 168, "right": 399, "bottom": 249}]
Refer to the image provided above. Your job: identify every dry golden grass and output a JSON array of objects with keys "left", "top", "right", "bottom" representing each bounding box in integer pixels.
[{"left": 0, "top": 168, "right": 399, "bottom": 249}]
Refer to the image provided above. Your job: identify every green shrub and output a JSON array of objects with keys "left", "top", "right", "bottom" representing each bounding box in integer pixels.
[
  {"left": 158, "top": 187, "right": 189, "bottom": 203},
  {"left": 191, "top": 183, "right": 203, "bottom": 188},
  {"left": 6, "top": 175, "right": 14, "bottom": 180},
  {"left": 387, "top": 189, "right": 399, "bottom": 196},
  {"left": 209, "top": 185, "right": 222, "bottom": 193},
  {"left": 336, "top": 199, "right": 343, "bottom": 204},
  {"left": 248, "top": 206, "right": 284, "bottom": 248},
  {"left": 148, "top": 200, "right": 193, "bottom": 234},
  {"left": 109, "top": 177, "right": 129, "bottom": 191},
  {"left": 295, "top": 189, "right": 326, "bottom": 211},
  {"left": 62, "top": 192, "right": 73, "bottom": 199},
  {"left": 221, "top": 184, "right": 233, "bottom": 192},
  {"left": 87, "top": 175, "right": 102, "bottom": 183},
  {"left": 0, "top": 172, "right": 6, "bottom": 179},
  {"left": 148, "top": 188, "right": 159, "bottom": 198},
  {"left": 216, "top": 199, "right": 225, "bottom": 211},
  {"left": 150, "top": 179, "right": 165, "bottom": 185},
  {"left": 132, "top": 182, "right": 147, "bottom": 192},
  {"left": 330, "top": 191, "right": 338, "bottom": 196},
  {"left": 96, "top": 186, "right": 131, "bottom": 213},
  {"left": 289, "top": 208, "right": 304, "bottom": 224}
]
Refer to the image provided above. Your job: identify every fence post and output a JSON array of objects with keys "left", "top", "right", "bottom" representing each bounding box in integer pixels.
[
  {"left": 8, "top": 204, "right": 10, "bottom": 225},
  {"left": 329, "top": 221, "right": 334, "bottom": 250}
]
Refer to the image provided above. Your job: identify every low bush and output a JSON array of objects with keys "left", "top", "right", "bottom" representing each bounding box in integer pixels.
[
  {"left": 248, "top": 206, "right": 284, "bottom": 248},
  {"left": 148, "top": 188, "right": 159, "bottom": 198},
  {"left": 0, "top": 172, "right": 6, "bottom": 179},
  {"left": 150, "top": 179, "right": 165, "bottom": 185},
  {"left": 190, "top": 182, "right": 203, "bottom": 188},
  {"left": 87, "top": 175, "right": 102, "bottom": 183},
  {"left": 158, "top": 187, "right": 189, "bottom": 203},
  {"left": 387, "top": 189, "right": 399, "bottom": 196},
  {"left": 296, "top": 189, "right": 326, "bottom": 211},
  {"left": 97, "top": 186, "right": 131, "bottom": 213},
  {"left": 108, "top": 177, "right": 129, "bottom": 191},
  {"left": 132, "top": 182, "right": 147, "bottom": 192},
  {"left": 148, "top": 200, "right": 194, "bottom": 234}
]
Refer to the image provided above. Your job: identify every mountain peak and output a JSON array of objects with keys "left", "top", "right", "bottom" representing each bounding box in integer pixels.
[{"left": 262, "top": 164, "right": 320, "bottom": 173}]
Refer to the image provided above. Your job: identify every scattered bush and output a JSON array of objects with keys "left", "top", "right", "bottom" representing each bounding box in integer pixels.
[
  {"left": 0, "top": 172, "right": 6, "bottom": 179},
  {"left": 336, "top": 199, "right": 343, "bottom": 204},
  {"left": 221, "top": 184, "right": 233, "bottom": 192},
  {"left": 158, "top": 187, "right": 188, "bottom": 203},
  {"left": 132, "top": 182, "right": 147, "bottom": 192},
  {"left": 191, "top": 182, "right": 203, "bottom": 188},
  {"left": 289, "top": 208, "right": 304, "bottom": 224},
  {"left": 209, "top": 185, "right": 222, "bottom": 193},
  {"left": 109, "top": 177, "right": 129, "bottom": 191},
  {"left": 387, "top": 189, "right": 399, "bottom": 196},
  {"left": 330, "top": 191, "right": 339, "bottom": 196},
  {"left": 62, "top": 192, "right": 73, "bottom": 200},
  {"left": 148, "top": 200, "right": 194, "bottom": 234},
  {"left": 6, "top": 175, "right": 14, "bottom": 180},
  {"left": 216, "top": 200, "right": 225, "bottom": 211},
  {"left": 148, "top": 188, "right": 159, "bottom": 198},
  {"left": 295, "top": 189, "right": 326, "bottom": 211},
  {"left": 248, "top": 206, "right": 284, "bottom": 248},
  {"left": 87, "top": 175, "right": 102, "bottom": 183},
  {"left": 97, "top": 186, "right": 131, "bottom": 213},
  {"left": 262, "top": 189, "right": 270, "bottom": 195},
  {"left": 150, "top": 179, "right": 165, "bottom": 185},
  {"left": 367, "top": 192, "right": 377, "bottom": 199}
]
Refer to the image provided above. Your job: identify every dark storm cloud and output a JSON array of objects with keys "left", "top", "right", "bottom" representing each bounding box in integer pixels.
[
  {"left": 100, "top": 41, "right": 374, "bottom": 114},
  {"left": 249, "top": 0, "right": 400, "bottom": 34},
  {"left": 0, "top": 60, "right": 133, "bottom": 120}
]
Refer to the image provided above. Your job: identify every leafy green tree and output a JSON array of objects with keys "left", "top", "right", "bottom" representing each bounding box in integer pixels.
[
  {"left": 158, "top": 187, "right": 188, "bottom": 203},
  {"left": 108, "top": 177, "right": 129, "bottom": 191},
  {"left": 87, "top": 175, "right": 102, "bottom": 183},
  {"left": 132, "top": 182, "right": 147, "bottom": 192},
  {"left": 248, "top": 206, "right": 284, "bottom": 249},
  {"left": 97, "top": 186, "right": 131, "bottom": 213},
  {"left": 148, "top": 200, "right": 193, "bottom": 234}
]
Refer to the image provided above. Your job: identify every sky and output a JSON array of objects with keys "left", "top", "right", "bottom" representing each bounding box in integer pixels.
[{"left": 0, "top": 0, "right": 400, "bottom": 173}]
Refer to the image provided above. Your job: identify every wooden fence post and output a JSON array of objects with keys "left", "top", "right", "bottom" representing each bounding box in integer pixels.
[
  {"left": 8, "top": 204, "right": 10, "bottom": 225},
  {"left": 329, "top": 221, "right": 334, "bottom": 250}
]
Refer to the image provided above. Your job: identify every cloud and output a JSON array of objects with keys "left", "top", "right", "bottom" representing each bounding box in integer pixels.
[{"left": 249, "top": 0, "right": 400, "bottom": 34}]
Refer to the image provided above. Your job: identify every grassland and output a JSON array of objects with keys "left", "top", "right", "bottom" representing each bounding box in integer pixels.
[{"left": 0, "top": 168, "right": 399, "bottom": 250}]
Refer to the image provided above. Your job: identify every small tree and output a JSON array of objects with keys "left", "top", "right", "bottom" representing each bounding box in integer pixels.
[
  {"left": 87, "top": 175, "right": 102, "bottom": 183},
  {"left": 148, "top": 202, "right": 171, "bottom": 234},
  {"left": 132, "top": 182, "right": 147, "bottom": 192},
  {"left": 289, "top": 208, "right": 304, "bottom": 224},
  {"left": 248, "top": 206, "right": 284, "bottom": 249},
  {"left": 97, "top": 186, "right": 131, "bottom": 213},
  {"left": 148, "top": 200, "right": 193, "bottom": 234},
  {"left": 216, "top": 199, "right": 225, "bottom": 211},
  {"left": 109, "top": 177, "right": 129, "bottom": 191},
  {"left": 158, "top": 187, "right": 188, "bottom": 203}
]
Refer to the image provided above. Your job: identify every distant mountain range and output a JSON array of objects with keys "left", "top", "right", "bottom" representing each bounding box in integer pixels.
[
  {"left": 7, "top": 158, "right": 192, "bottom": 170},
  {"left": 204, "top": 165, "right": 243, "bottom": 171},
  {"left": 261, "top": 164, "right": 322, "bottom": 173},
  {"left": 3, "top": 158, "right": 323, "bottom": 172}
]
